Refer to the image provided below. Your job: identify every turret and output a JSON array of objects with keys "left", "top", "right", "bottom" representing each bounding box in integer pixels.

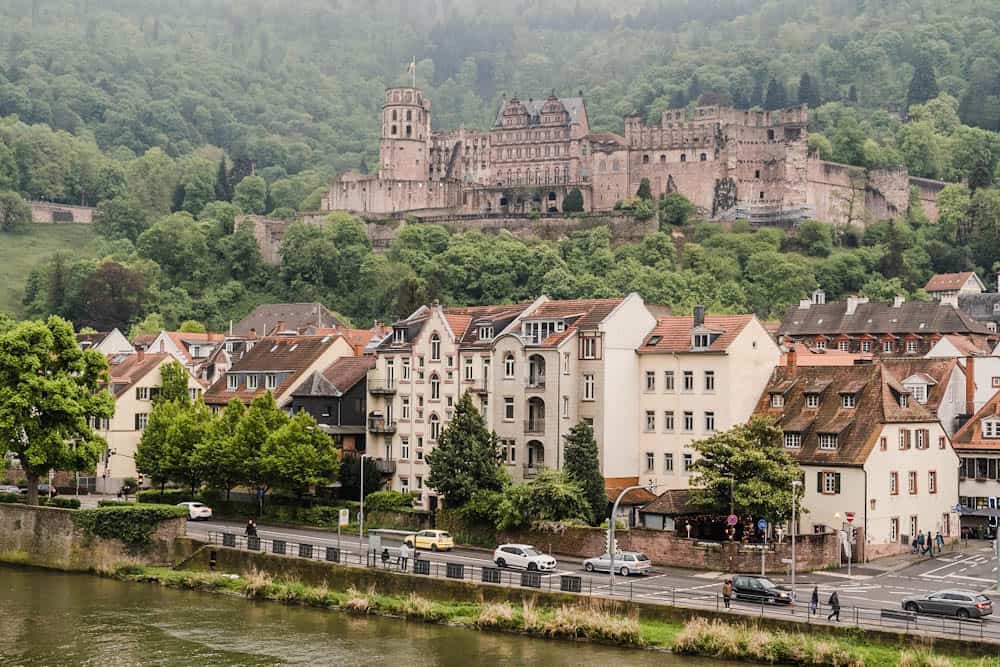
[{"left": 379, "top": 87, "right": 432, "bottom": 181}]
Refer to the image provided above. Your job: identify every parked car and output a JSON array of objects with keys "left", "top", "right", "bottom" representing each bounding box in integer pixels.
[
  {"left": 177, "top": 501, "right": 213, "bottom": 520},
  {"left": 902, "top": 590, "right": 992, "bottom": 618},
  {"left": 731, "top": 575, "right": 793, "bottom": 605},
  {"left": 21, "top": 484, "right": 58, "bottom": 497},
  {"left": 404, "top": 530, "right": 454, "bottom": 552},
  {"left": 0, "top": 485, "right": 22, "bottom": 495},
  {"left": 493, "top": 544, "right": 557, "bottom": 571},
  {"left": 583, "top": 551, "right": 652, "bottom": 576}
]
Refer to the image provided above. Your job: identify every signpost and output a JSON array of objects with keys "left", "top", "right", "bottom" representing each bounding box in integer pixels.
[
  {"left": 758, "top": 519, "right": 768, "bottom": 575},
  {"left": 338, "top": 508, "right": 349, "bottom": 551},
  {"left": 727, "top": 514, "right": 738, "bottom": 526}
]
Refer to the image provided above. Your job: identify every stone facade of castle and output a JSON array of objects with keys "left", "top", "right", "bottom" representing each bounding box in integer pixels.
[{"left": 323, "top": 87, "right": 943, "bottom": 225}]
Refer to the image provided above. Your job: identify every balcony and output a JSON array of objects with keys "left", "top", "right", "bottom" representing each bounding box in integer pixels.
[
  {"left": 523, "top": 464, "right": 546, "bottom": 479},
  {"left": 374, "top": 458, "right": 397, "bottom": 475},
  {"left": 525, "top": 375, "right": 546, "bottom": 391},
  {"left": 367, "top": 372, "right": 397, "bottom": 395},
  {"left": 524, "top": 419, "right": 545, "bottom": 434},
  {"left": 367, "top": 418, "right": 398, "bottom": 434}
]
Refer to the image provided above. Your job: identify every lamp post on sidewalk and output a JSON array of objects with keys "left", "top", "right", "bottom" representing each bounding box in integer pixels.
[
  {"left": 609, "top": 482, "right": 668, "bottom": 597},
  {"left": 791, "top": 479, "right": 802, "bottom": 607},
  {"left": 359, "top": 453, "right": 370, "bottom": 542}
]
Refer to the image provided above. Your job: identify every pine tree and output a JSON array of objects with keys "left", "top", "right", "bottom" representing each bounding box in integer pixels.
[
  {"left": 906, "top": 59, "right": 939, "bottom": 111},
  {"left": 764, "top": 77, "right": 787, "bottom": 110},
  {"left": 686, "top": 75, "right": 702, "bottom": 105},
  {"left": 798, "top": 72, "right": 821, "bottom": 108},
  {"left": 847, "top": 84, "right": 858, "bottom": 103},
  {"left": 214, "top": 156, "right": 232, "bottom": 201},
  {"left": 563, "top": 187, "right": 584, "bottom": 213},
  {"left": 425, "top": 393, "right": 507, "bottom": 508},
  {"left": 563, "top": 421, "right": 607, "bottom": 525},
  {"left": 636, "top": 177, "right": 652, "bottom": 201}
]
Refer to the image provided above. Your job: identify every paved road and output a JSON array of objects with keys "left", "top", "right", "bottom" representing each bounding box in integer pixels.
[{"left": 186, "top": 520, "right": 1000, "bottom": 641}]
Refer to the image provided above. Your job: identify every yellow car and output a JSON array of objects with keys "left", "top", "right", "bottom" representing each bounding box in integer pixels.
[{"left": 404, "top": 529, "right": 455, "bottom": 552}]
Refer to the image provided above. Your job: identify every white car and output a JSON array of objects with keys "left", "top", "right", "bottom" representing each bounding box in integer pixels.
[
  {"left": 583, "top": 551, "right": 652, "bottom": 576},
  {"left": 177, "top": 501, "right": 213, "bottom": 520},
  {"left": 493, "top": 544, "right": 557, "bottom": 572}
]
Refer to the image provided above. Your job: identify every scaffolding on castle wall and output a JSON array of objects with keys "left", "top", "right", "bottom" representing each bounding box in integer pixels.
[{"left": 728, "top": 203, "right": 815, "bottom": 228}]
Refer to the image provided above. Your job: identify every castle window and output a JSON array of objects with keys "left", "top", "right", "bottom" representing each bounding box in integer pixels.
[
  {"left": 755, "top": 169, "right": 761, "bottom": 178},
  {"left": 391, "top": 125, "right": 397, "bottom": 135},
  {"left": 406, "top": 125, "right": 412, "bottom": 137},
  {"left": 406, "top": 110, "right": 411, "bottom": 121},
  {"left": 392, "top": 110, "right": 397, "bottom": 121},
  {"left": 760, "top": 191, "right": 765, "bottom": 199},
  {"left": 660, "top": 155, "right": 666, "bottom": 163},
  {"left": 643, "top": 154, "right": 650, "bottom": 164},
  {"left": 700, "top": 153, "right": 707, "bottom": 161},
  {"left": 680, "top": 154, "right": 687, "bottom": 162},
  {"left": 767, "top": 129, "right": 775, "bottom": 140}
]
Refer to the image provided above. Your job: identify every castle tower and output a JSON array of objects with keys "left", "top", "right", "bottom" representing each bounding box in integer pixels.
[{"left": 379, "top": 87, "right": 431, "bottom": 181}]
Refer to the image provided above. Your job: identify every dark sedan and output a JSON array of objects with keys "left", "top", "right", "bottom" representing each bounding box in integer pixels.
[
  {"left": 902, "top": 590, "right": 992, "bottom": 619},
  {"left": 732, "top": 575, "right": 793, "bottom": 605}
]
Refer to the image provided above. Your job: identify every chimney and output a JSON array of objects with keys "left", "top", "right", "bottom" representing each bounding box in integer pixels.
[
  {"left": 845, "top": 295, "right": 869, "bottom": 316},
  {"left": 136, "top": 348, "right": 145, "bottom": 362},
  {"left": 787, "top": 346, "right": 797, "bottom": 377},
  {"left": 249, "top": 327, "right": 257, "bottom": 339},
  {"left": 693, "top": 305, "right": 705, "bottom": 328},
  {"left": 893, "top": 295, "right": 905, "bottom": 308},
  {"left": 965, "top": 356, "right": 976, "bottom": 417},
  {"left": 798, "top": 299, "right": 812, "bottom": 310}
]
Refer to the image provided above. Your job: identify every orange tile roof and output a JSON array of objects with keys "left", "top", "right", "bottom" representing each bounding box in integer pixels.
[
  {"left": 638, "top": 315, "right": 753, "bottom": 353},
  {"left": 107, "top": 353, "right": 170, "bottom": 397},
  {"left": 781, "top": 342, "right": 874, "bottom": 366},
  {"left": 166, "top": 331, "right": 225, "bottom": 364},
  {"left": 924, "top": 272, "right": 978, "bottom": 293}
]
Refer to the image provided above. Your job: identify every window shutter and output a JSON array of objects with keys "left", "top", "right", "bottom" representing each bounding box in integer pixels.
[
  {"left": 817, "top": 471, "right": 823, "bottom": 493},
  {"left": 904, "top": 430, "right": 911, "bottom": 449},
  {"left": 834, "top": 473, "right": 841, "bottom": 494},
  {"left": 134, "top": 414, "right": 140, "bottom": 430},
  {"left": 923, "top": 429, "right": 930, "bottom": 448}
]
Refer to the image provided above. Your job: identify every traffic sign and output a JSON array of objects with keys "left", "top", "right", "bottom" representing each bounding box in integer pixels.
[
  {"left": 757, "top": 519, "right": 767, "bottom": 531},
  {"left": 339, "top": 509, "right": 350, "bottom": 527},
  {"left": 953, "top": 503, "right": 964, "bottom": 514},
  {"left": 727, "top": 514, "right": 738, "bottom": 527},
  {"left": 845, "top": 512, "right": 855, "bottom": 524}
]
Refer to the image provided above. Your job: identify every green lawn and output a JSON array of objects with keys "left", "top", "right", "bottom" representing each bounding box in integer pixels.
[{"left": 0, "top": 225, "right": 102, "bottom": 317}]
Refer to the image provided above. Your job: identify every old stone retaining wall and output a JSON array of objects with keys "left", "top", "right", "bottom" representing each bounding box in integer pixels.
[{"left": 0, "top": 503, "right": 192, "bottom": 571}]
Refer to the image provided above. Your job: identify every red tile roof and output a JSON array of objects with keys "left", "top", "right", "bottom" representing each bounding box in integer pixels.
[
  {"left": 106, "top": 353, "right": 170, "bottom": 397},
  {"left": 781, "top": 342, "right": 874, "bottom": 366},
  {"left": 952, "top": 392, "right": 1000, "bottom": 452},
  {"left": 638, "top": 315, "right": 753, "bottom": 353},
  {"left": 166, "top": 331, "right": 225, "bottom": 364},
  {"left": 924, "top": 272, "right": 978, "bottom": 293}
]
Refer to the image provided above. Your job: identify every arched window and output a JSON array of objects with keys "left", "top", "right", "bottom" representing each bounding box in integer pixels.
[
  {"left": 406, "top": 110, "right": 412, "bottom": 121},
  {"left": 430, "top": 373, "right": 440, "bottom": 400},
  {"left": 504, "top": 353, "right": 515, "bottom": 378},
  {"left": 392, "top": 110, "right": 397, "bottom": 121},
  {"left": 680, "top": 154, "right": 687, "bottom": 162},
  {"left": 430, "top": 413, "right": 441, "bottom": 441},
  {"left": 430, "top": 333, "right": 441, "bottom": 361}
]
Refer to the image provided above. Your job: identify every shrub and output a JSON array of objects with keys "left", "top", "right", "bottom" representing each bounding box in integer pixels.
[
  {"left": 137, "top": 489, "right": 197, "bottom": 504},
  {"left": 0, "top": 492, "right": 19, "bottom": 504},
  {"left": 364, "top": 490, "right": 413, "bottom": 513},
  {"left": 241, "top": 568, "right": 274, "bottom": 598},
  {"left": 71, "top": 504, "right": 189, "bottom": 552},
  {"left": 98, "top": 500, "right": 135, "bottom": 507},
  {"left": 47, "top": 497, "right": 81, "bottom": 509},
  {"left": 540, "top": 604, "right": 643, "bottom": 645},
  {"left": 475, "top": 602, "right": 518, "bottom": 631},
  {"left": 113, "top": 562, "right": 146, "bottom": 577},
  {"left": 898, "top": 650, "right": 953, "bottom": 667},
  {"left": 344, "top": 586, "right": 373, "bottom": 614},
  {"left": 399, "top": 593, "right": 445, "bottom": 622}
]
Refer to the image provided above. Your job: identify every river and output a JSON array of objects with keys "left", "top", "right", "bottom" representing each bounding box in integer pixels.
[{"left": 0, "top": 566, "right": 733, "bottom": 667}]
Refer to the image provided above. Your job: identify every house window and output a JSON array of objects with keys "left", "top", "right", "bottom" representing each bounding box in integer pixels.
[
  {"left": 646, "top": 452, "right": 655, "bottom": 472},
  {"left": 816, "top": 339, "right": 826, "bottom": 350},
  {"left": 581, "top": 337, "right": 598, "bottom": 359},
  {"left": 401, "top": 397, "right": 410, "bottom": 419},
  {"left": 908, "top": 471, "right": 917, "bottom": 494},
  {"left": 784, "top": 432, "right": 801, "bottom": 449},
  {"left": 645, "top": 371, "right": 656, "bottom": 392},
  {"left": 938, "top": 436, "right": 946, "bottom": 449},
  {"left": 841, "top": 393, "right": 856, "bottom": 408},
  {"left": 504, "top": 354, "right": 515, "bottom": 378},
  {"left": 464, "top": 358, "right": 473, "bottom": 380},
  {"left": 562, "top": 395, "right": 569, "bottom": 418},
  {"left": 189, "top": 388, "right": 201, "bottom": 402},
  {"left": 906, "top": 340, "right": 918, "bottom": 354},
  {"left": 664, "top": 453, "right": 674, "bottom": 472},
  {"left": 135, "top": 413, "right": 149, "bottom": 430},
  {"left": 664, "top": 371, "right": 675, "bottom": 391},
  {"left": 645, "top": 411, "right": 656, "bottom": 432},
  {"left": 430, "top": 374, "right": 440, "bottom": 400},
  {"left": 693, "top": 333, "right": 710, "bottom": 349},
  {"left": 503, "top": 397, "right": 515, "bottom": 421},
  {"left": 430, "top": 414, "right": 441, "bottom": 441},
  {"left": 819, "top": 433, "right": 838, "bottom": 450},
  {"left": 890, "top": 471, "right": 899, "bottom": 495},
  {"left": 664, "top": 411, "right": 675, "bottom": 432},
  {"left": 265, "top": 374, "right": 277, "bottom": 390},
  {"left": 909, "top": 515, "right": 918, "bottom": 539},
  {"left": 402, "top": 357, "right": 411, "bottom": 380},
  {"left": 401, "top": 439, "right": 410, "bottom": 460},
  {"left": 890, "top": 517, "right": 899, "bottom": 542},
  {"left": 704, "top": 371, "right": 715, "bottom": 392},
  {"left": 446, "top": 355, "right": 454, "bottom": 368},
  {"left": 683, "top": 411, "right": 694, "bottom": 432},
  {"left": 416, "top": 475, "right": 423, "bottom": 490},
  {"left": 861, "top": 340, "right": 872, "bottom": 352},
  {"left": 247, "top": 374, "right": 259, "bottom": 390},
  {"left": 915, "top": 429, "right": 927, "bottom": 449},
  {"left": 430, "top": 333, "right": 441, "bottom": 361},
  {"left": 583, "top": 374, "right": 595, "bottom": 401},
  {"left": 899, "top": 429, "right": 911, "bottom": 449},
  {"left": 683, "top": 453, "right": 694, "bottom": 472},
  {"left": 400, "top": 477, "right": 409, "bottom": 494},
  {"left": 899, "top": 393, "right": 909, "bottom": 408},
  {"left": 704, "top": 411, "right": 715, "bottom": 432},
  {"left": 563, "top": 352, "right": 570, "bottom": 374},
  {"left": 984, "top": 420, "right": 1000, "bottom": 438},
  {"left": 907, "top": 383, "right": 928, "bottom": 403},
  {"left": 880, "top": 436, "right": 887, "bottom": 451},
  {"left": 393, "top": 328, "right": 406, "bottom": 344},
  {"left": 682, "top": 371, "right": 694, "bottom": 391},
  {"left": 820, "top": 471, "right": 841, "bottom": 494},
  {"left": 135, "top": 387, "right": 149, "bottom": 401},
  {"left": 227, "top": 375, "right": 240, "bottom": 391},
  {"left": 805, "top": 393, "right": 819, "bottom": 408},
  {"left": 883, "top": 341, "right": 893, "bottom": 353},
  {"left": 478, "top": 326, "right": 494, "bottom": 341},
  {"left": 928, "top": 470, "right": 937, "bottom": 494},
  {"left": 770, "top": 393, "right": 784, "bottom": 408}
]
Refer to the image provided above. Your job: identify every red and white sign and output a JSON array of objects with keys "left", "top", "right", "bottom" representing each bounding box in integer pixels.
[{"left": 845, "top": 512, "right": 855, "bottom": 524}]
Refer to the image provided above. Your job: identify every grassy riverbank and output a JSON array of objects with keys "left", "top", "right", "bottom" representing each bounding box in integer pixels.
[{"left": 108, "top": 564, "right": 996, "bottom": 667}]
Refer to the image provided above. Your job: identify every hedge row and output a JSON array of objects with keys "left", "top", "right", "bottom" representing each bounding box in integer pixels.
[
  {"left": 0, "top": 493, "right": 80, "bottom": 509},
  {"left": 71, "top": 504, "right": 188, "bottom": 552}
]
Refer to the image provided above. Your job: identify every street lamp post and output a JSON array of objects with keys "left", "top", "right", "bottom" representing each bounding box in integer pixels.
[
  {"left": 609, "top": 482, "right": 667, "bottom": 597},
  {"left": 359, "top": 453, "right": 370, "bottom": 542},
  {"left": 791, "top": 479, "right": 802, "bottom": 607}
]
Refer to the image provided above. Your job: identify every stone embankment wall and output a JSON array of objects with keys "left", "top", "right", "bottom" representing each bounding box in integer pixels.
[
  {"left": 29, "top": 201, "right": 96, "bottom": 223},
  {"left": 0, "top": 504, "right": 191, "bottom": 571}
]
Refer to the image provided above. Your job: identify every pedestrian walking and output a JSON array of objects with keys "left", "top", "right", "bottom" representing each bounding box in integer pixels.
[
  {"left": 810, "top": 586, "right": 819, "bottom": 615},
  {"left": 911, "top": 537, "right": 918, "bottom": 554},
  {"left": 923, "top": 531, "right": 935, "bottom": 558},
  {"left": 722, "top": 579, "right": 733, "bottom": 610},
  {"left": 399, "top": 542, "right": 411, "bottom": 572},
  {"left": 916, "top": 532, "right": 925, "bottom": 553},
  {"left": 245, "top": 519, "right": 257, "bottom": 538},
  {"left": 827, "top": 591, "right": 841, "bottom": 622},
  {"left": 935, "top": 532, "right": 944, "bottom": 554},
  {"left": 381, "top": 548, "right": 390, "bottom": 568}
]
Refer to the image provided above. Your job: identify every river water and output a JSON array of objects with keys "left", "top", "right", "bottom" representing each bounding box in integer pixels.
[{"left": 0, "top": 566, "right": 731, "bottom": 667}]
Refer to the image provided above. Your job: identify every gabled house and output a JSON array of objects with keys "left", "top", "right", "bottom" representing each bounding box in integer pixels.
[
  {"left": 924, "top": 272, "right": 986, "bottom": 300},
  {"left": 76, "top": 328, "right": 133, "bottom": 355},
  {"left": 951, "top": 391, "right": 1000, "bottom": 536},
  {"left": 204, "top": 334, "right": 355, "bottom": 409},
  {"left": 291, "top": 356, "right": 376, "bottom": 455},
  {"left": 94, "top": 351, "right": 204, "bottom": 494},
  {"left": 753, "top": 355, "right": 959, "bottom": 560},
  {"left": 635, "top": 309, "right": 780, "bottom": 489},
  {"left": 232, "top": 303, "right": 344, "bottom": 337},
  {"left": 137, "top": 330, "right": 226, "bottom": 377}
]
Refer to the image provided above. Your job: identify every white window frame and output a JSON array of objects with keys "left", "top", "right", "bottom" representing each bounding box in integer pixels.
[
  {"left": 401, "top": 357, "right": 411, "bottom": 381},
  {"left": 819, "top": 433, "right": 838, "bottom": 450},
  {"left": 983, "top": 419, "right": 1000, "bottom": 439},
  {"left": 583, "top": 374, "right": 595, "bottom": 401},
  {"left": 841, "top": 393, "right": 856, "bottom": 408},
  {"left": 430, "top": 333, "right": 441, "bottom": 361},
  {"left": 683, "top": 453, "right": 694, "bottom": 472},
  {"left": 664, "top": 371, "right": 675, "bottom": 392},
  {"left": 645, "top": 411, "right": 656, "bottom": 432},
  {"left": 265, "top": 374, "right": 276, "bottom": 390},
  {"left": 247, "top": 374, "right": 259, "bottom": 390},
  {"left": 770, "top": 393, "right": 784, "bottom": 408},
  {"left": 645, "top": 371, "right": 656, "bottom": 392},
  {"left": 704, "top": 411, "right": 715, "bottom": 432},
  {"left": 400, "top": 439, "right": 410, "bottom": 460},
  {"left": 664, "top": 453, "right": 674, "bottom": 472},
  {"left": 227, "top": 374, "right": 240, "bottom": 391},
  {"left": 136, "top": 386, "right": 149, "bottom": 401},
  {"left": 784, "top": 432, "right": 801, "bottom": 449},
  {"left": 664, "top": 411, "right": 675, "bottom": 432},
  {"left": 503, "top": 397, "right": 515, "bottom": 421},
  {"left": 805, "top": 393, "right": 819, "bottom": 408},
  {"left": 683, "top": 411, "right": 694, "bottom": 432},
  {"left": 504, "top": 354, "right": 515, "bottom": 378}
]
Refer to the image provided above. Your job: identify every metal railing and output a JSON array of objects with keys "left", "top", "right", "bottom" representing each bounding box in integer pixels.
[
  {"left": 206, "top": 531, "right": 1000, "bottom": 645},
  {"left": 367, "top": 373, "right": 397, "bottom": 394},
  {"left": 367, "top": 418, "right": 398, "bottom": 434},
  {"left": 524, "top": 419, "right": 545, "bottom": 434}
]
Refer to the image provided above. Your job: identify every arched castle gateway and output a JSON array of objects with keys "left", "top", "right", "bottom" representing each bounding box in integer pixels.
[{"left": 323, "top": 88, "right": 943, "bottom": 225}]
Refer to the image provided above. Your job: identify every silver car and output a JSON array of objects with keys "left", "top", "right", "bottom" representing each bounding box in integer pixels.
[
  {"left": 902, "top": 590, "right": 992, "bottom": 619},
  {"left": 0, "top": 485, "right": 22, "bottom": 495},
  {"left": 583, "top": 551, "right": 652, "bottom": 576}
]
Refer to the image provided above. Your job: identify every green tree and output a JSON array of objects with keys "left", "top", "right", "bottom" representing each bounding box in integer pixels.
[
  {"left": 94, "top": 196, "right": 150, "bottom": 242},
  {"left": 178, "top": 319, "right": 206, "bottom": 333},
  {"left": 0, "top": 317, "right": 114, "bottom": 504},
  {"left": 214, "top": 156, "right": 232, "bottom": 202},
  {"left": 260, "top": 411, "right": 340, "bottom": 498},
  {"left": 796, "top": 220, "right": 834, "bottom": 257},
  {"left": 636, "top": 177, "right": 652, "bottom": 201},
  {"left": 136, "top": 399, "right": 181, "bottom": 493},
  {"left": 496, "top": 469, "right": 589, "bottom": 531},
  {"left": 764, "top": 77, "right": 787, "bottom": 110},
  {"left": 0, "top": 190, "right": 31, "bottom": 232},
  {"left": 161, "top": 399, "right": 213, "bottom": 493},
  {"left": 233, "top": 175, "right": 268, "bottom": 215},
  {"left": 562, "top": 421, "right": 606, "bottom": 525},
  {"left": 425, "top": 392, "right": 507, "bottom": 508},
  {"left": 906, "top": 58, "right": 939, "bottom": 111},
  {"left": 797, "top": 72, "right": 821, "bottom": 108},
  {"left": 562, "top": 187, "right": 584, "bottom": 213},
  {"left": 659, "top": 192, "right": 695, "bottom": 228},
  {"left": 688, "top": 417, "right": 803, "bottom": 523},
  {"left": 129, "top": 312, "right": 164, "bottom": 339},
  {"left": 194, "top": 399, "right": 247, "bottom": 500},
  {"left": 338, "top": 454, "right": 382, "bottom": 500},
  {"left": 158, "top": 360, "right": 190, "bottom": 404},
  {"left": 236, "top": 392, "right": 290, "bottom": 503}
]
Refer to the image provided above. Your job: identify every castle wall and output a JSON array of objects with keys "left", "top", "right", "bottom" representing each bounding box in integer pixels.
[
  {"left": 911, "top": 177, "right": 945, "bottom": 221},
  {"left": 327, "top": 176, "right": 462, "bottom": 215},
  {"left": 30, "top": 201, "right": 95, "bottom": 223},
  {"left": 806, "top": 158, "right": 869, "bottom": 225}
]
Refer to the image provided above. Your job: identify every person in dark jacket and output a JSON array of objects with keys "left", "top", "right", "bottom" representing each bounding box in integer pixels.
[
  {"left": 245, "top": 519, "right": 257, "bottom": 538},
  {"left": 722, "top": 579, "right": 733, "bottom": 609},
  {"left": 810, "top": 586, "right": 819, "bottom": 615},
  {"left": 827, "top": 591, "right": 841, "bottom": 621}
]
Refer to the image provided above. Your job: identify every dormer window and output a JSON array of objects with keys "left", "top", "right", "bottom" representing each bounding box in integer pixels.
[
  {"left": 247, "top": 375, "right": 259, "bottom": 390},
  {"left": 784, "top": 432, "right": 801, "bottom": 449},
  {"left": 770, "top": 393, "right": 784, "bottom": 408},
  {"left": 805, "top": 393, "right": 819, "bottom": 408},
  {"left": 394, "top": 328, "right": 406, "bottom": 344},
  {"left": 983, "top": 419, "right": 1000, "bottom": 439},
  {"left": 840, "top": 393, "right": 856, "bottom": 409},
  {"left": 692, "top": 333, "right": 711, "bottom": 349},
  {"left": 905, "top": 383, "right": 928, "bottom": 404},
  {"left": 478, "top": 326, "right": 494, "bottom": 341},
  {"left": 818, "top": 433, "right": 839, "bottom": 450},
  {"left": 899, "top": 393, "right": 909, "bottom": 408},
  {"left": 227, "top": 374, "right": 240, "bottom": 391},
  {"left": 647, "top": 335, "right": 662, "bottom": 346}
]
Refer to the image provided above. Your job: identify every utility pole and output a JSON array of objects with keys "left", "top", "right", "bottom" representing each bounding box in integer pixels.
[{"left": 791, "top": 479, "right": 802, "bottom": 607}]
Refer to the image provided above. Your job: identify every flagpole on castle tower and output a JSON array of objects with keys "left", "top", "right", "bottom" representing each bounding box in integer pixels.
[{"left": 409, "top": 58, "right": 416, "bottom": 88}]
